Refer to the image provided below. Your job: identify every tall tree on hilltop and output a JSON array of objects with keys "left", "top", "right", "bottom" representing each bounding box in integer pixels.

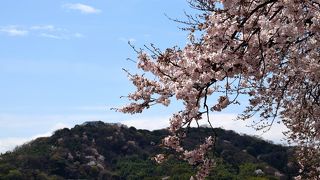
[{"left": 117, "top": 0, "right": 320, "bottom": 179}]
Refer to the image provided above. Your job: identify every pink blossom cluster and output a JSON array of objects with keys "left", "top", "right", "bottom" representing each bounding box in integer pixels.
[
  {"left": 294, "top": 144, "right": 320, "bottom": 180},
  {"left": 193, "top": 159, "right": 214, "bottom": 180},
  {"left": 183, "top": 136, "right": 214, "bottom": 165},
  {"left": 169, "top": 113, "right": 183, "bottom": 133},
  {"left": 118, "top": 0, "right": 320, "bottom": 179},
  {"left": 163, "top": 135, "right": 184, "bottom": 152},
  {"left": 153, "top": 154, "right": 165, "bottom": 164}
]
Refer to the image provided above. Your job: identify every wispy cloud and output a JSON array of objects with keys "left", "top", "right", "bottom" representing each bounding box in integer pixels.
[
  {"left": 35, "top": 25, "right": 84, "bottom": 39},
  {"left": 118, "top": 37, "right": 136, "bottom": 43},
  {"left": 0, "top": 24, "right": 84, "bottom": 39},
  {"left": 40, "top": 33, "right": 64, "bottom": 39},
  {"left": 30, "top": 25, "right": 56, "bottom": 31},
  {"left": 40, "top": 32, "right": 84, "bottom": 40},
  {"left": 0, "top": 26, "right": 28, "bottom": 36},
  {"left": 63, "top": 3, "right": 101, "bottom": 14},
  {"left": 73, "top": 32, "right": 85, "bottom": 38}
]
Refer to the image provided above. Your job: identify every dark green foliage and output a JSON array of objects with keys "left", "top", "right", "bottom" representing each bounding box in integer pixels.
[{"left": 0, "top": 121, "right": 299, "bottom": 179}]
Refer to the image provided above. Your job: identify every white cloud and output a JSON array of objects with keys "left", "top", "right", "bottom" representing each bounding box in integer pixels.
[
  {"left": 63, "top": 3, "right": 101, "bottom": 14},
  {"left": 39, "top": 32, "right": 84, "bottom": 40},
  {"left": 40, "top": 33, "right": 65, "bottom": 39},
  {"left": 118, "top": 37, "right": 136, "bottom": 43},
  {"left": 0, "top": 122, "right": 70, "bottom": 154},
  {"left": 30, "top": 25, "right": 55, "bottom": 31},
  {"left": 0, "top": 137, "right": 30, "bottom": 154},
  {"left": 121, "top": 113, "right": 289, "bottom": 144},
  {"left": 35, "top": 25, "right": 84, "bottom": 40},
  {"left": 0, "top": 112, "right": 124, "bottom": 153},
  {"left": 122, "top": 116, "right": 170, "bottom": 130},
  {"left": 34, "top": 123, "right": 71, "bottom": 137},
  {"left": 0, "top": 113, "right": 111, "bottom": 128},
  {"left": 207, "top": 114, "right": 289, "bottom": 144},
  {"left": 0, "top": 26, "right": 28, "bottom": 36},
  {"left": 0, "top": 24, "right": 84, "bottom": 39},
  {"left": 0, "top": 113, "right": 289, "bottom": 153},
  {"left": 73, "top": 32, "right": 85, "bottom": 38}
]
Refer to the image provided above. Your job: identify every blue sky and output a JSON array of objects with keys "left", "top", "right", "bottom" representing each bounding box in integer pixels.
[{"left": 0, "top": 0, "right": 287, "bottom": 153}]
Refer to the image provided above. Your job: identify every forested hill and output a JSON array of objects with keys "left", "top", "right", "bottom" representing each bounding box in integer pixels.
[{"left": 0, "top": 121, "right": 299, "bottom": 180}]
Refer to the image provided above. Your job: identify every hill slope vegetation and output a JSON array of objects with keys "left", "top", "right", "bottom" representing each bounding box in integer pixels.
[{"left": 0, "top": 121, "right": 299, "bottom": 179}]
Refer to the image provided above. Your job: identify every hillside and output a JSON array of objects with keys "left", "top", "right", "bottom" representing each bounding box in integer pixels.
[{"left": 0, "top": 121, "right": 299, "bottom": 180}]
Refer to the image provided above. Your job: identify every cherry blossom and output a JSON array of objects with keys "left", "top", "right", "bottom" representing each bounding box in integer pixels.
[
  {"left": 117, "top": 0, "right": 320, "bottom": 179},
  {"left": 154, "top": 154, "right": 165, "bottom": 164}
]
